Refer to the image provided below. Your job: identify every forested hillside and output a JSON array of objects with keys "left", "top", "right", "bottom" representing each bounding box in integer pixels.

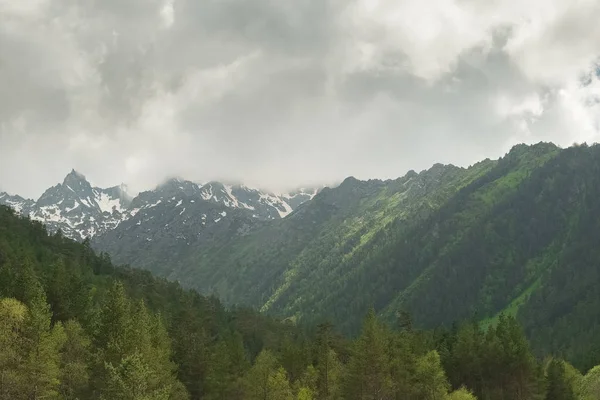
[
  {"left": 97, "top": 156, "right": 497, "bottom": 321},
  {"left": 7, "top": 142, "right": 600, "bottom": 394},
  {"left": 0, "top": 205, "right": 307, "bottom": 399},
  {"left": 93, "top": 142, "right": 600, "bottom": 372},
  {"left": 3, "top": 204, "right": 600, "bottom": 400}
]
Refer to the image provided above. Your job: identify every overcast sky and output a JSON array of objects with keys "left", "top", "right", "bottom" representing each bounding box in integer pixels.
[{"left": 1, "top": 0, "right": 599, "bottom": 198}]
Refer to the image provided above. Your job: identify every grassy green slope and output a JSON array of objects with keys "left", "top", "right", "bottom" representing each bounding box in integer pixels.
[
  {"left": 173, "top": 159, "right": 497, "bottom": 330},
  {"left": 374, "top": 142, "right": 563, "bottom": 327},
  {"left": 364, "top": 142, "right": 600, "bottom": 369},
  {"left": 175, "top": 141, "right": 582, "bottom": 339}
]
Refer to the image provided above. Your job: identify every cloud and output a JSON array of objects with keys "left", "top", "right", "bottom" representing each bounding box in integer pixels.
[{"left": 0, "top": 0, "right": 599, "bottom": 198}]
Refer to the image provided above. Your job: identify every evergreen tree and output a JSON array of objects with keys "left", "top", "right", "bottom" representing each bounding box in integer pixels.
[
  {"left": 315, "top": 323, "right": 343, "bottom": 400},
  {"left": 560, "top": 361, "right": 583, "bottom": 399},
  {"left": 94, "top": 283, "right": 187, "bottom": 399},
  {"left": 496, "top": 315, "right": 544, "bottom": 400},
  {"left": 580, "top": 365, "right": 600, "bottom": 400},
  {"left": 101, "top": 352, "right": 170, "bottom": 400},
  {"left": 94, "top": 281, "right": 132, "bottom": 366},
  {"left": 295, "top": 365, "right": 317, "bottom": 396},
  {"left": 280, "top": 335, "right": 310, "bottom": 383},
  {"left": 243, "top": 349, "right": 280, "bottom": 400},
  {"left": 545, "top": 359, "right": 575, "bottom": 400},
  {"left": 388, "top": 329, "right": 418, "bottom": 399},
  {"left": 447, "top": 323, "right": 484, "bottom": 396},
  {"left": 59, "top": 320, "right": 91, "bottom": 399},
  {"left": 170, "top": 299, "right": 211, "bottom": 399},
  {"left": 21, "top": 290, "right": 66, "bottom": 400},
  {"left": 205, "top": 332, "right": 250, "bottom": 400},
  {"left": 267, "top": 367, "right": 294, "bottom": 400},
  {"left": 344, "top": 309, "right": 392, "bottom": 400},
  {"left": 413, "top": 350, "right": 449, "bottom": 400},
  {"left": 318, "top": 350, "right": 343, "bottom": 400},
  {"left": 0, "top": 298, "right": 28, "bottom": 399}
]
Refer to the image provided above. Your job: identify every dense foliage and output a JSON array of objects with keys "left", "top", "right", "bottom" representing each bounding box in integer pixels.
[
  {"left": 3, "top": 204, "right": 600, "bottom": 399},
  {"left": 96, "top": 142, "right": 600, "bottom": 371},
  {"left": 0, "top": 205, "right": 300, "bottom": 399}
]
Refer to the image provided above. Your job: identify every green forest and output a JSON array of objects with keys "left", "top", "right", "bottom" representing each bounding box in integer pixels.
[
  {"left": 94, "top": 143, "right": 600, "bottom": 373},
  {"left": 3, "top": 201, "right": 600, "bottom": 399}
]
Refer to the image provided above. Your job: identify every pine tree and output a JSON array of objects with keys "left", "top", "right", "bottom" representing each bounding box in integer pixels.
[
  {"left": 413, "top": 350, "right": 449, "bottom": 400},
  {"left": 94, "top": 282, "right": 187, "bottom": 399},
  {"left": 0, "top": 298, "right": 28, "bottom": 399},
  {"left": 315, "top": 323, "right": 343, "bottom": 400},
  {"left": 102, "top": 352, "right": 170, "bottom": 400},
  {"left": 545, "top": 359, "right": 575, "bottom": 400},
  {"left": 559, "top": 361, "right": 583, "bottom": 399},
  {"left": 95, "top": 281, "right": 132, "bottom": 366},
  {"left": 59, "top": 320, "right": 91, "bottom": 399},
  {"left": 47, "top": 259, "right": 91, "bottom": 324},
  {"left": 243, "top": 349, "right": 295, "bottom": 400},
  {"left": 295, "top": 365, "right": 317, "bottom": 396},
  {"left": 171, "top": 299, "right": 212, "bottom": 399},
  {"left": 267, "top": 367, "right": 294, "bottom": 400},
  {"left": 22, "top": 292, "right": 67, "bottom": 400},
  {"left": 498, "top": 315, "right": 544, "bottom": 400},
  {"left": 205, "top": 333, "right": 250, "bottom": 400},
  {"left": 344, "top": 309, "right": 392, "bottom": 400},
  {"left": 448, "top": 323, "right": 485, "bottom": 397},
  {"left": 580, "top": 365, "right": 600, "bottom": 400},
  {"left": 280, "top": 335, "right": 310, "bottom": 384}
]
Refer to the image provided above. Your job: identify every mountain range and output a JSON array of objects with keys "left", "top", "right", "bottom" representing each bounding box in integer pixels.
[
  {"left": 0, "top": 170, "right": 319, "bottom": 242},
  {"left": 3, "top": 142, "right": 600, "bottom": 369}
]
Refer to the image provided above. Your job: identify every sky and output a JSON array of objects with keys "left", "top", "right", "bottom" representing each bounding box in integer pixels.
[{"left": 1, "top": 0, "right": 599, "bottom": 198}]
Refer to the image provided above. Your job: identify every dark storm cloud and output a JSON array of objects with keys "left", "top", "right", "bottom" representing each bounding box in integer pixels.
[{"left": 0, "top": 0, "right": 599, "bottom": 198}]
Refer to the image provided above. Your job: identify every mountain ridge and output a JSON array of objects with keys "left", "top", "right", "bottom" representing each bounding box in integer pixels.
[{"left": 0, "top": 171, "right": 321, "bottom": 242}]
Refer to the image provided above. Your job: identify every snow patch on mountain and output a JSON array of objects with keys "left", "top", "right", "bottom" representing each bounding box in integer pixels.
[
  {"left": 0, "top": 171, "right": 322, "bottom": 242},
  {"left": 96, "top": 192, "right": 123, "bottom": 214}
]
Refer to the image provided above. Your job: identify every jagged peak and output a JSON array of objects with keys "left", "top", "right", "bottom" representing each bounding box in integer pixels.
[
  {"left": 61, "top": 169, "right": 93, "bottom": 193},
  {"left": 64, "top": 169, "right": 87, "bottom": 182}
]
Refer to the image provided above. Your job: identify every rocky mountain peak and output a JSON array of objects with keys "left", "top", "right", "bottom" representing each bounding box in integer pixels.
[
  {"left": 1, "top": 170, "right": 319, "bottom": 242},
  {"left": 63, "top": 169, "right": 87, "bottom": 183}
]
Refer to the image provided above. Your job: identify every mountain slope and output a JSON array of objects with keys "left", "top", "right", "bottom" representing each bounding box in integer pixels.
[
  {"left": 138, "top": 141, "right": 600, "bottom": 368},
  {"left": 93, "top": 141, "right": 600, "bottom": 369},
  {"left": 369, "top": 142, "right": 600, "bottom": 369},
  {"left": 118, "top": 159, "right": 497, "bottom": 318},
  {"left": 0, "top": 205, "right": 311, "bottom": 399}
]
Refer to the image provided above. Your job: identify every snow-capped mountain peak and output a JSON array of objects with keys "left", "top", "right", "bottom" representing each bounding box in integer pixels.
[{"left": 0, "top": 171, "right": 321, "bottom": 242}]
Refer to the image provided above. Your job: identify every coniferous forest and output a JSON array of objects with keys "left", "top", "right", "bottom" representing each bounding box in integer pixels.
[
  {"left": 91, "top": 143, "right": 600, "bottom": 374},
  {"left": 2, "top": 203, "right": 600, "bottom": 399}
]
